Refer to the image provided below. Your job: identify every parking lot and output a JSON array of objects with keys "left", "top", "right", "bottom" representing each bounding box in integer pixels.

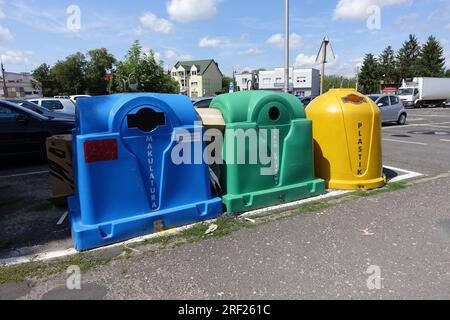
[{"left": 0, "top": 107, "right": 449, "bottom": 300}]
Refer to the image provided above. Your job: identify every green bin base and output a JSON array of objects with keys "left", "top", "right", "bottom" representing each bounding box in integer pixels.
[{"left": 223, "top": 179, "right": 325, "bottom": 214}]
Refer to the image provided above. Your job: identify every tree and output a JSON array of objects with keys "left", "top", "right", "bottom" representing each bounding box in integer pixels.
[
  {"left": 396, "top": 34, "right": 421, "bottom": 80},
  {"left": 358, "top": 54, "right": 381, "bottom": 94},
  {"left": 51, "top": 52, "right": 87, "bottom": 95},
  {"left": 446, "top": 69, "right": 450, "bottom": 78},
  {"left": 217, "top": 76, "right": 234, "bottom": 94},
  {"left": 379, "top": 46, "right": 398, "bottom": 83},
  {"left": 32, "top": 63, "right": 56, "bottom": 97},
  {"left": 323, "top": 75, "right": 357, "bottom": 92},
  {"left": 85, "top": 48, "right": 116, "bottom": 95},
  {"left": 115, "top": 41, "right": 179, "bottom": 94},
  {"left": 419, "top": 36, "right": 446, "bottom": 77}
]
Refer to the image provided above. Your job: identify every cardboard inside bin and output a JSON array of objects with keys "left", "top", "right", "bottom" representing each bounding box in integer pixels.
[
  {"left": 195, "top": 108, "right": 226, "bottom": 135},
  {"left": 195, "top": 108, "right": 226, "bottom": 196},
  {"left": 46, "top": 135, "right": 74, "bottom": 204}
]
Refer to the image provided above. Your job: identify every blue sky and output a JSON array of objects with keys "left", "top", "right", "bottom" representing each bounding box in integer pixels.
[{"left": 0, "top": 0, "right": 449, "bottom": 77}]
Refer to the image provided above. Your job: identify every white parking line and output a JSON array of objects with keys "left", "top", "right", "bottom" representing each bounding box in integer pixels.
[
  {"left": 441, "top": 139, "right": 450, "bottom": 142},
  {"left": 0, "top": 170, "right": 48, "bottom": 179},
  {"left": 383, "top": 165, "right": 423, "bottom": 183},
  {"left": 0, "top": 165, "right": 424, "bottom": 267},
  {"left": 382, "top": 122, "right": 450, "bottom": 130},
  {"left": 383, "top": 139, "right": 428, "bottom": 146}
]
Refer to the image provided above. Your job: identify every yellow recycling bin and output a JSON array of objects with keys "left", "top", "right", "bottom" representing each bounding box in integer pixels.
[{"left": 306, "top": 89, "right": 386, "bottom": 190}]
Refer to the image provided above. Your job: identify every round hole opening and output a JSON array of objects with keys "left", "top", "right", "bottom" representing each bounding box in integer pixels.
[{"left": 269, "top": 107, "right": 280, "bottom": 121}]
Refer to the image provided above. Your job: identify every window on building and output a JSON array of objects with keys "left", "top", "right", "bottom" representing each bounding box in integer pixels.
[
  {"left": 192, "top": 71, "right": 197, "bottom": 76},
  {"left": 275, "top": 77, "right": 282, "bottom": 83},
  {"left": 262, "top": 78, "right": 271, "bottom": 84},
  {"left": 191, "top": 82, "right": 198, "bottom": 87},
  {"left": 297, "top": 77, "right": 307, "bottom": 83},
  {"left": 172, "top": 72, "right": 177, "bottom": 77}
]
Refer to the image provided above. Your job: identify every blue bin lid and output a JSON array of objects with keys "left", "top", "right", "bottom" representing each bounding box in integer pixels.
[{"left": 76, "top": 93, "right": 196, "bottom": 135}]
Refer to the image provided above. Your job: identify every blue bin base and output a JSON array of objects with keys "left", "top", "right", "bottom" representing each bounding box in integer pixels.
[{"left": 68, "top": 196, "right": 223, "bottom": 251}]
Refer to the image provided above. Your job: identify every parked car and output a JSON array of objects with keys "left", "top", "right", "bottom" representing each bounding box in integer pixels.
[
  {"left": 299, "top": 96, "right": 318, "bottom": 108},
  {"left": 0, "top": 100, "right": 75, "bottom": 158},
  {"left": 443, "top": 99, "right": 450, "bottom": 108},
  {"left": 367, "top": 94, "right": 408, "bottom": 125},
  {"left": 192, "top": 97, "right": 214, "bottom": 108},
  {"left": 6, "top": 99, "right": 75, "bottom": 121},
  {"left": 28, "top": 98, "right": 76, "bottom": 115}
]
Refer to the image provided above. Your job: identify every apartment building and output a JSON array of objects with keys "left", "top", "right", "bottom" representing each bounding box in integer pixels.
[{"left": 171, "top": 59, "right": 223, "bottom": 98}]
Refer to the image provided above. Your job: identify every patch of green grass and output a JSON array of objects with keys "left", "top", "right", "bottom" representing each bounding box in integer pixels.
[
  {"left": 30, "top": 202, "right": 54, "bottom": 212},
  {"left": 0, "top": 253, "right": 111, "bottom": 285},
  {"left": 296, "top": 201, "right": 334, "bottom": 215},
  {"left": 353, "top": 182, "right": 408, "bottom": 198}
]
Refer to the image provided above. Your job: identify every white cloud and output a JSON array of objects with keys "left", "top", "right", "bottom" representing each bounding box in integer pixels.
[
  {"left": 333, "top": 0, "right": 410, "bottom": 21},
  {"left": 0, "top": 25, "right": 12, "bottom": 41},
  {"left": 167, "top": 0, "right": 219, "bottom": 23},
  {"left": 139, "top": 12, "right": 173, "bottom": 34},
  {"left": 294, "top": 54, "right": 318, "bottom": 68},
  {"left": 266, "top": 33, "right": 303, "bottom": 49},
  {"left": 0, "top": 50, "right": 34, "bottom": 66},
  {"left": 198, "top": 36, "right": 222, "bottom": 48},
  {"left": 240, "top": 48, "right": 264, "bottom": 55},
  {"left": 165, "top": 49, "right": 193, "bottom": 62}
]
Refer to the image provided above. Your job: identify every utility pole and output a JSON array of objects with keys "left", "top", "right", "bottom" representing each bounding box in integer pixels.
[
  {"left": 316, "top": 36, "right": 335, "bottom": 95},
  {"left": 284, "top": 0, "right": 290, "bottom": 93},
  {"left": 1, "top": 59, "right": 8, "bottom": 98},
  {"left": 320, "top": 39, "right": 327, "bottom": 95}
]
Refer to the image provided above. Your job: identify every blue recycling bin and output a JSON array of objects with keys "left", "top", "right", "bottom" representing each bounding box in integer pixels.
[{"left": 69, "top": 93, "right": 223, "bottom": 251}]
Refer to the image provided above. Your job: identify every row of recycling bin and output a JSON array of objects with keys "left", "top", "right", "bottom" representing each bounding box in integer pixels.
[{"left": 69, "top": 89, "right": 386, "bottom": 251}]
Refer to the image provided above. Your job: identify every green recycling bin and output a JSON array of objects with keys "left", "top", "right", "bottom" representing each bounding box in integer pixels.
[{"left": 211, "top": 91, "right": 325, "bottom": 213}]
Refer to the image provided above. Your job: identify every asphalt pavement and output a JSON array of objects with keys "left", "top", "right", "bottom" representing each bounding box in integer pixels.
[{"left": 1, "top": 107, "right": 449, "bottom": 300}]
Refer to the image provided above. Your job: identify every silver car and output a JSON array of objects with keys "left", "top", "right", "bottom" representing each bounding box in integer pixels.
[{"left": 368, "top": 94, "right": 408, "bottom": 125}]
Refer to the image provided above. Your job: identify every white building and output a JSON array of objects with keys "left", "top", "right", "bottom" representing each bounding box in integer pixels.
[
  {"left": 0, "top": 72, "right": 41, "bottom": 98},
  {"left": 237, "top": 68, "right": 320, "bottom": 97},
  {"left": 235, "top": 73, "right": 257, "bottom": 91}
]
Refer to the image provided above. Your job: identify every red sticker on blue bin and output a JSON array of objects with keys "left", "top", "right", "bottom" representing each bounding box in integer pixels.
[{"left": 84, "top": 139, "right": 118, "bottom": 163}]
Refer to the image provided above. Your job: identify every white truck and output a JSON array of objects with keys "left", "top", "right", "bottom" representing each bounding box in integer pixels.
[{"left": 397, "top": 77, "right": 450, "bottom": 108}]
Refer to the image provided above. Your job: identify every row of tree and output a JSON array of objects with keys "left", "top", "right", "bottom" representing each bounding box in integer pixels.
[
  {"left": 32, "top": 41, "right": 179, "bottom": 97},
  {"left": 358, "top": 35, "right": 450, "bottom": 94}
]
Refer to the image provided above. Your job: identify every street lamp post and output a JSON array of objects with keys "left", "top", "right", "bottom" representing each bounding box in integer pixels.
[{"left": 284, "top": 0, "right": 289, "bottom": 93}]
